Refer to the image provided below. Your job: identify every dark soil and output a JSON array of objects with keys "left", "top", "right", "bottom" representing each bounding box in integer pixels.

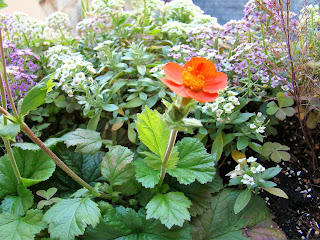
[{"left": 262, "top": 117, "right": 320, "bottom": 240}]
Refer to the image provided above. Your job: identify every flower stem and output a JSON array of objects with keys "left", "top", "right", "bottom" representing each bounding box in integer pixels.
[
  {"left": 158, "top": 129, "right": 178, "bottom": 188},
  {"left": 3, "top": 138, "right": 23, "bottom": 184}
]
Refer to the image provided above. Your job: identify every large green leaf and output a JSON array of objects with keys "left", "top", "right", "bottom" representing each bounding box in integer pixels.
[
  {"left": 0, "top": 0, "right": 8, "bottom": 9},
  {"left": 146, "top": 192, "right": 192, "bottom": 229},
  {"left": 101, "top": 146, "right": 135, "bottom": 186},
  {"left": 0, "top": 209, "right": 46, "bottom": 240},
  {"left": 12, "top": 137, "right": 65, "bottom": 150},
  {"left": 63, "top": 128, "right": 110, "bottom": 154},
  {"left": 0, "top": 123, "right": 20, "bottom": 140},
  {"left": 191, "top": 189, "right": 270, "bottom": 240},
  {"left": 167, "top": 138, "right": 215, "bottom": 185},
  {"left": 0, "top": 148, "right": 55, "bottom": 198},
  {"left": 0, "top": 185, "right": 33, "bottom": 216},
  {"left": 134, "top": 159, "right": 160, "bottom": 188},
  {"left": 136, "top": 107, "right": 172, "bottom": 165},
  {"left": 51, "top": 144, "right": 105, "bottom": 193},
  {"left": 85, "top": 206, "right": 192, "bottom": 240},
  {"left": 43, "top": 197, "right": 101, "bottom": 240}
]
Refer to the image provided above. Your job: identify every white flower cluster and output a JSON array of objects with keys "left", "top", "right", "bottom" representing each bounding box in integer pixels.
[
  {"left": 0, "top": 12, "right": 46, "bottom": 46},
  {"left": 45, "top": 45, "right": 96, "bottom": 97},
  {"left": 161, "top": 21, "right": 188, "bottom": 37},
  {"left": 46, "top": 12, "right": 71, "bottom": 30},
  {"left": 201, "top": 89, "right": 240, "bottom": 122},
  {"left": 299, "top": 4, "right": 320, "bottom": 27},
  {"left": 229, "top": 156, "right": 266, "bottom": 187},
  {"left": 190, "top": 14, "right": 218, "bottom": 26},
  {"left": 130, "top": 0, "right": 165, "bottom": 13},
  {"left": 91, "top": 0, "right": 125, "bottom": 16},
  {"left": 248, "top": 112, "right": 266, "bottom": 134},
  {"left": 164, "top": 0, "right": 203, "bottom": 23}
]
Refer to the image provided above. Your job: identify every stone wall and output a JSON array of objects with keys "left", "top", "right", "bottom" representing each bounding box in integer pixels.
[{"left": 193, "top": 0, "right": 317, "bottom": 24}]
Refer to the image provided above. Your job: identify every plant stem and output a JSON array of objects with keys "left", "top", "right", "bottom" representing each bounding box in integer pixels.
[
  {"left": 158, "top": 129, "right": 178, "bottom": 188},
  {"left": 0, "top": 29, "right": 19, "bottom": 118},
  {"left": 3, "top": 139, "right": 23, "bottom": 184}
]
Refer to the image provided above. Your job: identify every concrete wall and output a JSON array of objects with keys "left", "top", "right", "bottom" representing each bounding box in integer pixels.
[{"left": 193, "top": 0, "right": 318, "bottom": 24}]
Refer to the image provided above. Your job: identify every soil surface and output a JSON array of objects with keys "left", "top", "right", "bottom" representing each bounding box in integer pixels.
[{"left": 262, "top": 117, "right": 320, "bottom": 240}]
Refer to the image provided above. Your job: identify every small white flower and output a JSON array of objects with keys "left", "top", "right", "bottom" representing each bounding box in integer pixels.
[
  {"left": 241, "top": 174, "right": 255, "bottom": 185},
  {"left": 228, "top": 96, "right": 238, "bottom": 102},
  {"left": 223, "top": 103, "right": 235, "bottom": 113},
  {"left": 238, "top": 158, "right": 246, "bottom": 163},
  {"left": 257, "top": 112, "right": 262, "bottom": 117},
  {"left": 72, "top": 78, "right": 81, "bottom": 86},
  {"left": 48, "top": 60, "right": 58, "bottom": 68},
  {"left": 211, "top": 102, "right": 219, "bottom": 112},
  {"left": 235, "top": 164, "right": 241, "bottom": 171},
  {"left": 256, "top": 164, "right": 266, "bottom": 173},
  {"left": 61, "top": 71, "right": 70, "bottom": 78},
  {"left": 256, "top": 126, "right": 266, "bottom": 133},
  {"left": 88, "top": 77, "right": 94, "bottom": 83},
  {"left": 74, "top": 72, "right": 86, "bottom": 81},
  {"left": 50, "top": 54, "right": 58, "bottom": 61},
  {"left": 87, "top": 65, "right": 96, "bottom": 73},
  {"left": 247, "top": 156, "right": 257, "bottom": 163},
  {"left": 251, "top": 167, "right": 257, "bottom": 174},
  {"left": 216, "top": 97, "right": 225, "bottom": 103},
  {"left": 216, "top": 109, "right": 223, "bottom": 117},
  {"left": 250, "top": 124, "right": 257, "bottom": 129},
  {"left": 67, "top": 90, "right": 73, "bottom": 97},
  {"left": 230, "top": 172, "right": 238, "bottom": 179}
]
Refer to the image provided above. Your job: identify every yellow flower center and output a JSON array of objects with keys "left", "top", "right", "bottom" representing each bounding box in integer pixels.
[{"left": 182, "top": 67, "right": 205, "bottom": 91}]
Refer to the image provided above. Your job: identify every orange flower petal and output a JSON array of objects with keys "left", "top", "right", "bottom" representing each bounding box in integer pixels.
[
  {"left": 161, "top": 78, "right": 189, "bottom": 98},
  {"left": 186, "top": 89, "right": 219, "bottom": 103},
  {"left": 183, "top": 57, "right": 216, "bottom": 75},
  {"left": 203, "top": 72, "right": 228, "bottom": 93},
  {"left": 163, "top": 62, "right": 183, "bottom": 85}
]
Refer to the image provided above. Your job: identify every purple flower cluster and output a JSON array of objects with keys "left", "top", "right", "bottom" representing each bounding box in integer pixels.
[{"left": 3, "top": 41, "right": 40, "bottom": 108}]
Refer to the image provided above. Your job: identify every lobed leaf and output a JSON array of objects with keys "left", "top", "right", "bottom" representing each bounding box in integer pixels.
[{"left": 134, "top": 159, "right": 160, "bottom": 188}]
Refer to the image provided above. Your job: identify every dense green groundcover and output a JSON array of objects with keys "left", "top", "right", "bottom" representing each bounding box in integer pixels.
[{"left": 0, "top": 0, "right": 319, "bottom": 239}]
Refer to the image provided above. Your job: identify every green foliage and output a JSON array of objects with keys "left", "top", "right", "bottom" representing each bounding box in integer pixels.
[
  {"left": 43, "top": 197, "right": 101, "bottom": 240},
  {"left": 0, "top": 209, "right": 46, "bottom": 240},
  {"left": 85, "top": 206, "right": 192, "bottom": 240},
  {"left": 0, "top": 0, "right": 7, "bottom": 9},
  {"left": 63, "top": 128, "right": 111, "bottom": 154},
  {"left": 137, "top": 107, "right": 178, "bottom": 169},
  {"left": 13, "top": 137, "right": 65, "bottom": 150},
  {"left": 134, "top": 159, "right": 160, "bottom": 188},
  {"left": 261, "top": 142, "right": 290, "bottom": 162},
  {"left": 0, "top": 148, "right": 55, "bottom": 198},
  {"left": 36, "top": 188, "right": 61, "bottom": 209},
  {"left": 191, "top": 189, "right": 270, "bottom": 240},
  {"left": 146, "top": 192, "right": 192, "bottom": 228},
  {"left": 0, "top": 121, "right": 20, "bottom": 140},
  {"left": 234, "top": 188, "right": 252, "bottom": 214},
  {"left": 0, "top": 185, "right": 33, "bottom": 216},
  {"left": 266, "top": 92, "right": 295, "bottom": 120},
  {"left": 167, "top": 138, "right": 216, "bottom": 185}
]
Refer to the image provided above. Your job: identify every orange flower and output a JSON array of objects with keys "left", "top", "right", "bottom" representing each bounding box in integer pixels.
[{"left": 162, "top": 57, "right": 228, "bottom": 103}]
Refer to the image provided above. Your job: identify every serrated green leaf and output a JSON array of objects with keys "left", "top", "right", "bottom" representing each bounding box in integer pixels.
[
  {"left": 191, "top": 189, "right": 270, "bottom": 240},
  {"left": 134, "top": 159, "right": 160, "bottom": 188},
  {"left": 12, "top": 137, "right": 65, "bottom": 150},
  {"left": 101, "top": 146, "right": 135, "bottom": 186},
  {"left": 0, "top": 185, "right": 33, "bottom": 216},
  {"left": 43, "top": 198, "right": 101, "bottom": 240},
  {"left": 146, "top": 192, "right": 192, "bottom": 229},
  {"left": 234, "top": 189, "right": 252, "bottom": 214},
  {"left": 167, "top": 138, "right": 215, "bottom": 185},
  {"left": 51, "top": 144, "right": 105, "bottom": 193},
  {"left": 0, "top": 148, "right": 55, "bottom": 198},
  {"left": 0, "top": 209, "right": 46, "bottom": 240},
  {"left": 85, "top": 206, "right": 192, "bottom": 240},
  {"left": 63, "top": 128, "right": 110, "bottom": 154},
  {"left": 141, "top": 146, "right": 179, "bottom": 170},
  {"left": 136, "top": 107, "right": 171, "bottom": 162}
]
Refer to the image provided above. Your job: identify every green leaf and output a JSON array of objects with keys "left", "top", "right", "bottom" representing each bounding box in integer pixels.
[
  {"left": 237, "top": 136, "right": 248, "bottom": 150},
  {"left": 229, "top": 113, "right": 255, "bottom": 124},
  {"left": 211, "top": 133, "right": 223, "bottom": 162},
  {"left": 124, "top": 98, "right": 145, "bottom": 108},
  {"left": 12, "top": 137, "right": 65, "bottom": 150},
  {"left": 141, "top": 146, "right": 179, "bottom": 170},
  {"left": 263, "top": 187, "right": 288, "bottom": 199},
  {"left": 234, "top": 189, "right": 252, "bottom": 214},
  {"left": 52, "top": 144, "right": 105, "bottom": 193},
  {"left": 167, "top": 138, "right": 215, "bottom": 185},
  {"left": 136, "top": 107, "right": 171, "bottom": 161},
  {"left": 43, "top": 197, "right": 101, "bottom": 240},
  {"left": 0, "top": 185, "right": 33, "bottom": 216},
  {"left": 0, "top": 148, "right": 55, "bottom": 198},
  {"left": 0, "top": 0, "right": 8, "bottom": 9},
  {"left": 0, "top": 122, "right": 20, "bottom": 140},
  {"left": 260, "top": 167, "right": 282, "bottom": 180},
  {"left": 261, "top": 142, "right": 290, "bottom": 162},
  {"left": 248, "top": 142, "right": 262, "bottom": 153},
  {"left": 101, "top": 146, "right": 135, "bottom": 186},
  {"left": 191, "top": 189, "right": 270, "bottom": 240},
  {"left": 134, "top": 159, "right": 160, "bottom": 188},
  {"left": 146, "top": 192, "right": 192, "bottom": 229},
  {"left": 87, "top": 110, "right": 102, "bottom": 131},
  {"left": 277, "top": 93, "right": 294, "bottom": 108},
  {"left": 137, "top": 65, "right": 146, "bottom": 76},
  {"left": 85, "top": 206, "right": 192, "bottom": 240},
  {"left": 101, "top": 104, "right": 119, "bottom": 112},
  {"left": 63, "top": 128, "right": 110, "bottom": 154},
  {"left": 19, "top": 79, "right": 55, "bottom": 116},
  {"left": 0, "top": 209, "right": 46, "bottom": 240}
]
